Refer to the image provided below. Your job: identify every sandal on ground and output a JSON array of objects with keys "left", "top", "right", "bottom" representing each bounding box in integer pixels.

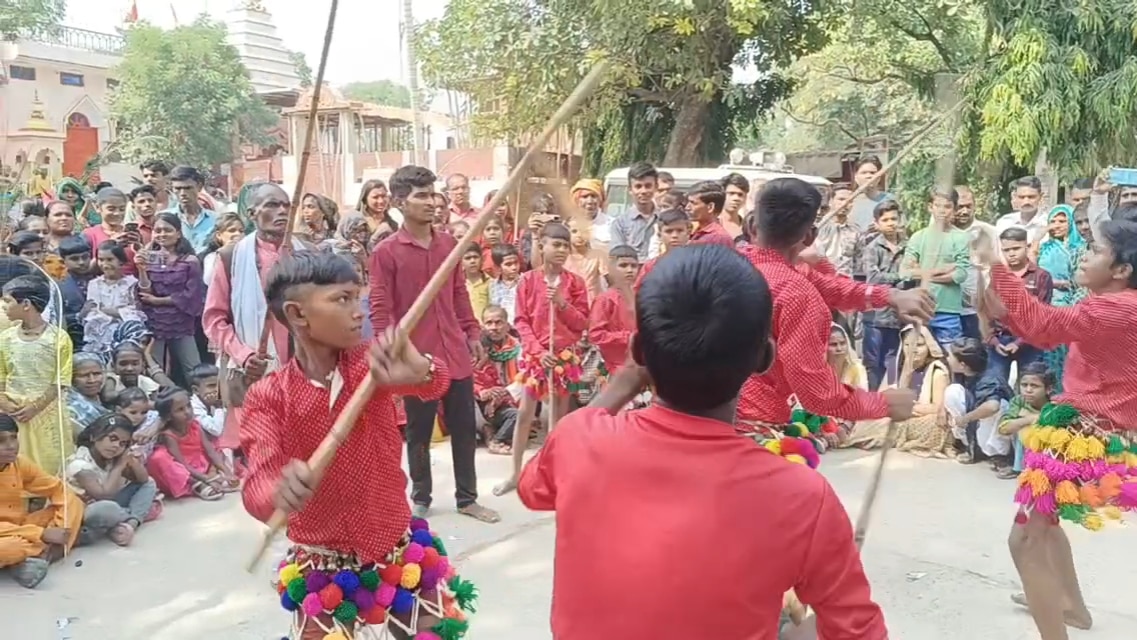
[
  {"left": 457, "top": 502, "right": 501, "bottom": 523},
  {"left": 192, "top": 480, "right": 223, "bottom": 501},
  {"left": 997, "top": 467, "right": 1020, "bottom": 479},
  {"left": 487, "top": 441, "right": 512, "bottom": 455},
  {"left": 109, "top": 521, "right": 136, "bottom": 547}
]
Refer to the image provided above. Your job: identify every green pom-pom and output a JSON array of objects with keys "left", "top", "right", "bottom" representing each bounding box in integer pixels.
[
  {"left": 432, "top": 535, "right": 448, "bottom": 556},
  {"left": 359, "top": 569, "right": 380, "bottom": 591},
  {"left": 1106, "top": 435, "right": 1126, "bottom": 455},
  {"left": 286, "top": 577, "right": 308, "bottom": 604},
  {"left": 784, "top": 423, "right": 806, "bottom": 438},
  {"left": 1058, "top": 504, "right": 1088, "bottom": 523},
  {"left": 432, "top": 617, "right": 470, "bottom": 640},
  {"left": 333, "top": 601, "right": 359, "bottom": 624},
  {"left": 448, "top": 576, "right": 479, "bottom": 613},
  {"left": 1038, "top": 403, "right": 1080, "bottom": 428},
  {"left": 790, "top": 408, "right": 808, "bottom": 424},
  {"left": 1127, "top": 442, "right": 1137, "bottom": 455}
]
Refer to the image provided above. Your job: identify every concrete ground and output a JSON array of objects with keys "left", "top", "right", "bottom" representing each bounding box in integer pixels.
[{"left": 4, "top": 446, "right": 1136, "bottom": 640}]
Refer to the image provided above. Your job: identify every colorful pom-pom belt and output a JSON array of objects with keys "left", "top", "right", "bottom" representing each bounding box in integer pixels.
[
  {"left": 273, "top": 518, "right": 477, "bottom": 640},
  {"left": 1014, "top": 404, "right": 1137, "bottom": 531},
  {"left": 737, "top": 420, "right": 822, "bottom": 469}
]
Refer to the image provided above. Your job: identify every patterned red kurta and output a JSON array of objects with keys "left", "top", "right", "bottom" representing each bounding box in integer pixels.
[
  {"left": 514, "top": 269, "right": 590, "bottom": 355},
  {"left": 991, "top": 263, "right": 1137, "bottom": 427},
  {"left": 240, "top": 344, "right": 451, "bottom": 562},
  {"left": 588, "top": 288, "right": 635, "bottom": 372}
]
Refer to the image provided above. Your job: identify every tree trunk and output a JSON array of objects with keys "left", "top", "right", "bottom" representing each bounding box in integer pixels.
[{"left": 663, "top": 92, "right": 710, "bottom": 166}]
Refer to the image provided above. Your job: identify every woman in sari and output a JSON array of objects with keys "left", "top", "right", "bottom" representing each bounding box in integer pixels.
[
  {"left": 842, "top": 324, "right": 954, "bottom": 457},
  {"left": 56, "top": 177, "right": 96, "bottom": 227},
  {"left": 821, "top": 324, "right": 868, "bottom": 446},
  {"left": 67, "top": 352, "right": 108, "bottom": 438},
  {"left": 296, "top": 193, "right": 338, "bottom": 246},
  {"left": 1033, "top": 204, "right": 1084, "bottom": 389}
]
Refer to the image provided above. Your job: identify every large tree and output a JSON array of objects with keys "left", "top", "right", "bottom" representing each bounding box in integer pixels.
[
  {"left": 0, "top": 0, "right": 66, "bottom": 39},
  {"left": 416, "top": 0, "right": 825, "bottom": 168},
  {"left": 108, "top": 18, "right": 277, "bottom": 168},
  {"left": 341, "top": 79, "right": 412, "bottom": 108}
]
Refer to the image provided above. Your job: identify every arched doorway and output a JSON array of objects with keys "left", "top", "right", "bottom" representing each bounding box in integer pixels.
[{"left": 63, "top": 112, "right": 98, "bottom": 178}]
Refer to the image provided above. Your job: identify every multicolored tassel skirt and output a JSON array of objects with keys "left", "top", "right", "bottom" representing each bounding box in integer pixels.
[
  {"left": 515, "top": 348, "right": 582, "bottom": 399},
  {"left": 737, "top": 420, "right": 822, "bottom": 469},
  {"left": 1014, "top": 403, "right": 1137, "bottom": 531},
  {"left": 273, "top": 518, "right": 476, "bottom": 639}
]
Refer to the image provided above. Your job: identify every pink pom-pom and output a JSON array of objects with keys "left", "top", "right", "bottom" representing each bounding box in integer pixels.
[
  {"left": 1034, "top": 491, "right": 1057, "bottom": 515},
  {"left": 403, "top": 542, "right": 425, "bottom": 564},
  {"left": 414, "top": 632, "right": 443, "bottom": 640},
  {"left": 1117, "top": 482, "right": 1137, "bottom": 508},
  {"left": 301, "top": 592, "right": 324, "bottom": 617},
  {"left": 1023, "top": 451, "right": 1047, "bottom": 469},
  {"left": 375, "top": 583, "right": 396, "bottom": 608},
  {"left": 1013, "top": 484, "right": 1033, "bottom": 505}
]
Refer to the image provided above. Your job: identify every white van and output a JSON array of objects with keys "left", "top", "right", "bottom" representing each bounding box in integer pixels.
[{"left": 602, "top": 165, "right": 832, "bottom": 217}]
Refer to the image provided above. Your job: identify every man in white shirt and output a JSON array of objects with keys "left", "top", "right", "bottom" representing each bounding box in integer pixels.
[
  {"left": 995, "top": 175, "right": 1048, "bottom": 244},
  {"left": 571, "top": 179, "right": 610, "bottom": 251},
  {"left": 954, "top": 185, "right": 998, "bottom": 246}
]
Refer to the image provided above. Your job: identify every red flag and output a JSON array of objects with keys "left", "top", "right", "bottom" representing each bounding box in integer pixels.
[{"left": 124, "top": 0, "right": 138, "bottom": 23}]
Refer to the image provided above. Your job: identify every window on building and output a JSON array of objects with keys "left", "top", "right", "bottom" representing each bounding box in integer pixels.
[
  {"left": 106, "top": 78, "right": 120, "bottom": 89},
  {"left": 9, "top": 65, "right": 36, "bottom": 81},
  {"left": 60, "top": 72, "right": 85, "bottom": 87}
]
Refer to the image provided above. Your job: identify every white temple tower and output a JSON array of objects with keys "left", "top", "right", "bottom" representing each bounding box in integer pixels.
[{"left": 223, "top": 1, "right": 301, "bottom": 95}]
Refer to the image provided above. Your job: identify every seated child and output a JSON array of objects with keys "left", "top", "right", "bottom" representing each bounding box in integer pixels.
[
  {"left": 66, "top": 414, "right": 160, "bottom": 547},
  {"left": 449, "top": 219, "right": 470, "bottom": 244},
  {"left": 462, "top": 244, "right": 490, "bottom": 321},
  {"left": 145, "top": 387, "right": 237, "bottom": 501},
  {"left": 944, "top": 336, "right": 1014, "bottom": 466},
  {"left": 994, "top": 362, "right": 1054, "bottom": 479},
  {"left": 113, "top": 387, "right": 161, "bottom": 462},
  {"left": 84, "top": 241, "right": 147, "bottom": 354},
  {"left": 474, "top": 305, "right": 521, "bottom": 455},
  {"left": 241, "top": 251, "right": 475, "bottom": 638},
  {"left": 517, "top": 244, "right": 887, "bottom": 638},
  {"left": 102, "top": 341, "right": 172, "bottom": 400},
  {"left": 188, "top": 363, "right": 226, "bottom": 440},
  {"left": 0, "top": 414, "right": 84, "bottom": 589},
  {"left": 488, "top": 243, "right": 522, "bottom": 324}
]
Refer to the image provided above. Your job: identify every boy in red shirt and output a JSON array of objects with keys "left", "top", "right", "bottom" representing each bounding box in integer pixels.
[
  {"left": 634, "top": 208, "right": 691, "bottom": 290},
  {"left": 518, "top": 244, "right": 888, "bottom": 639},
  {"left": 588, "top": 244, "right": 639, "bottom": 374},
  {"left": 493, "top": 222, "right": 589, "bottom": 496},
  {"left": 686, "top": 180, "right": 737, "bottom": 248},
  {"left": 240, "top": 251, "right": 477, "bottom": 640}
]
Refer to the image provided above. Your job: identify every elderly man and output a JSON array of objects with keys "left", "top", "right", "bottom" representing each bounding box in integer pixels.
[{"left": 571, "top": 178, "right": 609, "bottom": 251}]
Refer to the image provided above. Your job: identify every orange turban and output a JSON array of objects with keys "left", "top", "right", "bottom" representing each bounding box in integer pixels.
[{"left": 571, "top": 179, "right": 605, "bottom": 204}]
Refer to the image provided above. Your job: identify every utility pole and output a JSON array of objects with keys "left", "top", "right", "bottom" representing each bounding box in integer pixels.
[{"left": 401, "top": 0, "right": 427, "bottom": 167}]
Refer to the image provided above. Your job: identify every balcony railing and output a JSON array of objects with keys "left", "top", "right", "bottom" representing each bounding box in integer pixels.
[{"left": 25, "top": 26, "right": 125, "bottom": 55}]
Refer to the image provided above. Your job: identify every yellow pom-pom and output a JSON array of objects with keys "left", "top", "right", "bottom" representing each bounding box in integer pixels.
[
  {"left": 1126, "top": 452, "right": 1137, "bottom": 468},
  {"left": 1024, "top": 427, "right": 1046, "bottom": 452},
  {"left": 1027, "top": 469, "right": 1051, "bottom": 497},
  {"left": 559, "top": 349, "right": 572, "bottom": 360},
  {"left": 554, "top": 365, "right": 565, "bottom": 375},
  {"left": 784, "top": 454, "right": 807, "bottom": 465},
  {"left": 1055, "top": 480, "right": 1080, "bottom": 505},
  {"left": 400, "top": 563, "right": 422, "bottom": 589},
  {"left": 764, "top": 440, "right": 782, "bottom": 455},
  {"left": 1083, "top": 513, "right": 1104, "bottom": 531},
  {"left": 1102, "top": 506, "right": 1123, "bottom": 520},
  {"left": 1085, "top": 435, "right": 1106, "bottom": 460},
  {"left": 1048, "top": 428, "right": 1073, "bottom": 452},
  {"left": 322, "top": 632, "right": 350, "bottom": 640},
  {"left": 1065, "top": 435, "right": 1091, "bottom": 461},
  {"left": 278, "top": 563, "right": 301, "bottom": 586}
]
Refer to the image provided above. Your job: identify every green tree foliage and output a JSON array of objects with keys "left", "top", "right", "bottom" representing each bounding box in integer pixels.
[
  {"left": 966, "top": 0, "right": 1137, "bottom": 175},
  {"left": 341, "top": 79, "right": 412, "bottom": 108},
  {"left": 0, "top": 0, "right": 65, "bottom": 39},
  {"left": 108, "top": 18, "right": 277, "bottom": 168},
  {"left": 287, "top": 49, "right": 312, "bottom": 88},
  {"left": 417, "top": 0, "right": 825, "bottom": 170}
]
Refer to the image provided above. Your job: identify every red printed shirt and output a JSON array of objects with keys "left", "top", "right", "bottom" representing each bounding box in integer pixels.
[
  {"left": 988, "top": 262, "right": 1053, "bottom": 346},
  {"left": 588, "top": 288, "right": 635, "bottom": 372},
  {"left": 240, "top": 344, "right": 451, "bottom": 561},
  {"left": 370, "top": 228, "right": 480, "bottom": 380},
  {"left": 518, "top": 405, "right": 888, "bottom": 640},
  {"left": 633, "top": 255, "right": 659, "bottom": 292},
  {"left": 690, "top": 220, "right": 736, "bottom": 248},
  {"left": 991, "top": 264, "right": 1137, "bottom": 428},
  {"left": 514, "top": 269, "right": 590, "bottom": 355},
  {"left": 737, "top": 247, "right": 890, "bottom": 423}
]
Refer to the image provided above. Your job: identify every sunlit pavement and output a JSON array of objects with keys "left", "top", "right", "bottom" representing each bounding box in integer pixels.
[{"left": 5, "top": 447, "right": 1136, "bottom": 639}]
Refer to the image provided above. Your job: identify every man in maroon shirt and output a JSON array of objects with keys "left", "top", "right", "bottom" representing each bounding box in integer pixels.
[
  {"left": 370, "top": 165, "right": 500, "bottom": 524},
  {"left": 686, "top": 180, "right": 737, "bottom": 248},
  {"left": 445, "top": 173, "right": 477, "bottom": 223}
]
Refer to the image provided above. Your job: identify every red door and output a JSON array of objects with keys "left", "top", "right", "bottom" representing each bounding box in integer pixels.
[{"left": 63, "top": 112, "right": 98, "bottom": 178}]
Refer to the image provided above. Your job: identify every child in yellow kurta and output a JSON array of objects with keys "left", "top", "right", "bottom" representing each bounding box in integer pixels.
[
  {"left": 0, "top": 414, "right": 84, "bottom": 588},
  {"left": 0, "top": 275, "right": 74, "bottom": 476}
]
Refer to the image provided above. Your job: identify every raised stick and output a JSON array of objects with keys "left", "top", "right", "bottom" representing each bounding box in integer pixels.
[
  {"left": 245, "top": 61, "right": 612, "bottom": 572},
  {"left": 255, "top": 0, "right": 340, "bottom": 354}
]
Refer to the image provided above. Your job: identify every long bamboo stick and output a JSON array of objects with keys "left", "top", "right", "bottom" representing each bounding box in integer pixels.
[
  {"left": 245, "top": 61, "right": 612, "bottom": 572},
  {"left": 255, "top": 0, "right": 340, "bottom": 355}
]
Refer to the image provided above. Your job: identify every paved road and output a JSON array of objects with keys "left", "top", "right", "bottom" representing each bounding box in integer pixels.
[{"left": 5, "top": 447, "right": 1135, "bottom": 639}]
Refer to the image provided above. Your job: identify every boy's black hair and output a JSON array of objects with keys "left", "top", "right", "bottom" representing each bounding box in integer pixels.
[
  {"left": 627, "top": 161, "right": 658, "bottom": 183},
  {"left": 58, "top": 235, "right": 92, "bottom": 258},
  {"left": 1099, "top": 219, "right": 1137, "bottom": 288},
  {"left": 113, "top": 387, "right": 150, "bottom": 409},
  {"left": 389, "top": 165, "right": 436, "bottom": 201},
  {"left": 1111, "top": 202, "right": 1137, "bottom": 223},
  {"left": 950, "top": 337, "right": 988, "bottom": 374},
  {"left": 657, "top": 170, "right": 674, "bottom": 184},
  {"left": 0, "top": 255, "right": 35, "bottom": 289},
  {"left": 0, "top": 414, "right": 16, "bottom": 433},
  {"left": 999, "top": 227, "right": 1029, "bottom": 243},
  {"left": 95, "top": 187, "right": 127, "bottom": 205},
  {"left": 8, "top": 230, "right": 43, "bottom": 255},
  {"left": 129, "top": 184, "right": 158, "bottom": 202},
  {"left": 721, "top": 172, "right": 749, "bottom": 193},
  {"left": 3, "top": 274, "right": 51, "bottom": 312},
  {"left": 76, "top": 413, "right": 133, "bottom": 449},
  {"left": 188, "top": 363, "right": 220, "bottom": 387},
  {"left": 95, "top": 181, "right": 114, "bottom": 193},
  {"left": 608, "top": 244, "right": 639, "bottom": 261},
  {"left": 1019, "top": 362, "right": 1056, "bottom": 388},
  {"left": 97, "top": 239, "right": 129, "bottom": 264},
  {"left": 854, "top": 155, "right": 883, "bottom": 172},
  {"left": 462, "top": 243, "right": 481, "bottom": 257},
  {"left": 873, "top": 199, "right": 901, "bottom": 220},
  {"left": 636, "top": 244, "right": 772, "bottom": 412},
  {"left": 490, "top": 242, "right": 520, "bottom": 266},
  {"left": 929, "top": 187, "right": 959, "bottom": 207},
  {"left": 756, "top": 178, "right": 821, "bottom": 248},
  {"left": 539, "top": 222, "right": 571, "bottom": 242},
  {"left": 112, "top": 342, "right": 145, "bottom": 362},
  {"left": 687, "top": 180, "right": 726, "bottom": 213},
  {"left": 264, "top": 251, "right": 361, "bottom": 324},
  {"left": 829, "top": 182, "right": 853, "bottom": 195},
  {"left": 530, "top": 192, "right": 557, "bottom": 215},
  {"left": 154, "top": 386, "right": 189, "bottom": 419},
  {"left": 20, "top": 199, "right": 45, "bottom": 218},
  {"left": 169, "top": 165, "right": 204, "bottom": 185},
  {"left": 657, "top": 208, "right": 689, "bottom": 228},
  {"left": 139, "top": 159, "right": 170, "bottom": 175}
]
